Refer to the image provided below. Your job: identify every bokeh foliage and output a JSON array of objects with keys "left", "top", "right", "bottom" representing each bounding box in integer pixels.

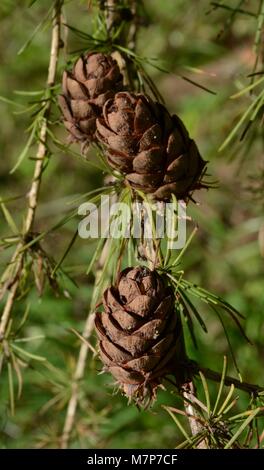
[{"left": 0, "top": 0, "right": 264, "bottom": 448}]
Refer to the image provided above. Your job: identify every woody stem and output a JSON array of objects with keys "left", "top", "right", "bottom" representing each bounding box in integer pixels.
[
  {"left": 0, "top": 0, "right": 62, "bottom": 342},
  {"left": 182, "top": 381, "right": 208, "bottom": 448}
]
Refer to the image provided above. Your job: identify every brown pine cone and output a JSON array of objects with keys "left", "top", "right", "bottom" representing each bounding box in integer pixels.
[
  {"left": 95, "top": 266, "right": 186, "bottom": 403},
  {"left": 58, "top": 53, "right": 123, "bottom": 145},
  {"left": 96, "top": 92, "right": 206, "bottom": 200}
]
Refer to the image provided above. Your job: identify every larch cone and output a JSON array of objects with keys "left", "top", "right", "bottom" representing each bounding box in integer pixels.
[
  {"left": 95, "top": 266, "right": 188, "bottom": 404},
  {"left": 96, "top": 91, "right": 206, "bottom": 201}
]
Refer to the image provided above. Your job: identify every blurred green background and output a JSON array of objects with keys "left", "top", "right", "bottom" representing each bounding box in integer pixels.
[{"left": 0, "top": 0, "right": 263, "bottom": 448}]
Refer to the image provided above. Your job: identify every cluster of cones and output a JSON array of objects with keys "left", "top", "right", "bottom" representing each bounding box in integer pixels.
[
  {"left": 58, "top": 52, "right": 204, "bottom": 403},
  {"left": 59, "top": 52, "right": 206, "bottom": 201}
]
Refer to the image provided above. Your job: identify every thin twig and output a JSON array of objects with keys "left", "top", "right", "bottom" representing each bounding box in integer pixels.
[
  {"left": 182, "top": 381, "right": 208, "bottom": 449},
  {"left": 0, "top": 0, "right": 62, "bottom": 341},
  {"left": 197, "top": 365, "right": 264, "bottom": 395},
  {"left": 60, "top": 238, "right": 111, "bottom": 449},
  {"left": 106, "top": 0, "right": 119, "bottom": 31},
  {"left": 60, "top": 312, "right": 95, "bottom": 449},
  {"left": 128, "top": 0, "right": 137, "bottom": 51},
  {"left": 210, "top": 2, "right": 257, "bottom": 17},
  {"left": 107, "top": 0, "right": 131, "bottom": 87}
]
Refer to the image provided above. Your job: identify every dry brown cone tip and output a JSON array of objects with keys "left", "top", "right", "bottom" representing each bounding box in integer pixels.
[
  {"left": 96, "top": 91, "right": 207, "bottom": 201},
  {"left": 95, "top": 266, "right": 187, "bottom": 404},
  {"left": 58, "top": 52, "right": 123, "bottom": 147}
]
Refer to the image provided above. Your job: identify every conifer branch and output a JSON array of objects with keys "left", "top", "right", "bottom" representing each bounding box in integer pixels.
[{"left": 0, "top": 0, "right": 62, "bottom": 341}]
